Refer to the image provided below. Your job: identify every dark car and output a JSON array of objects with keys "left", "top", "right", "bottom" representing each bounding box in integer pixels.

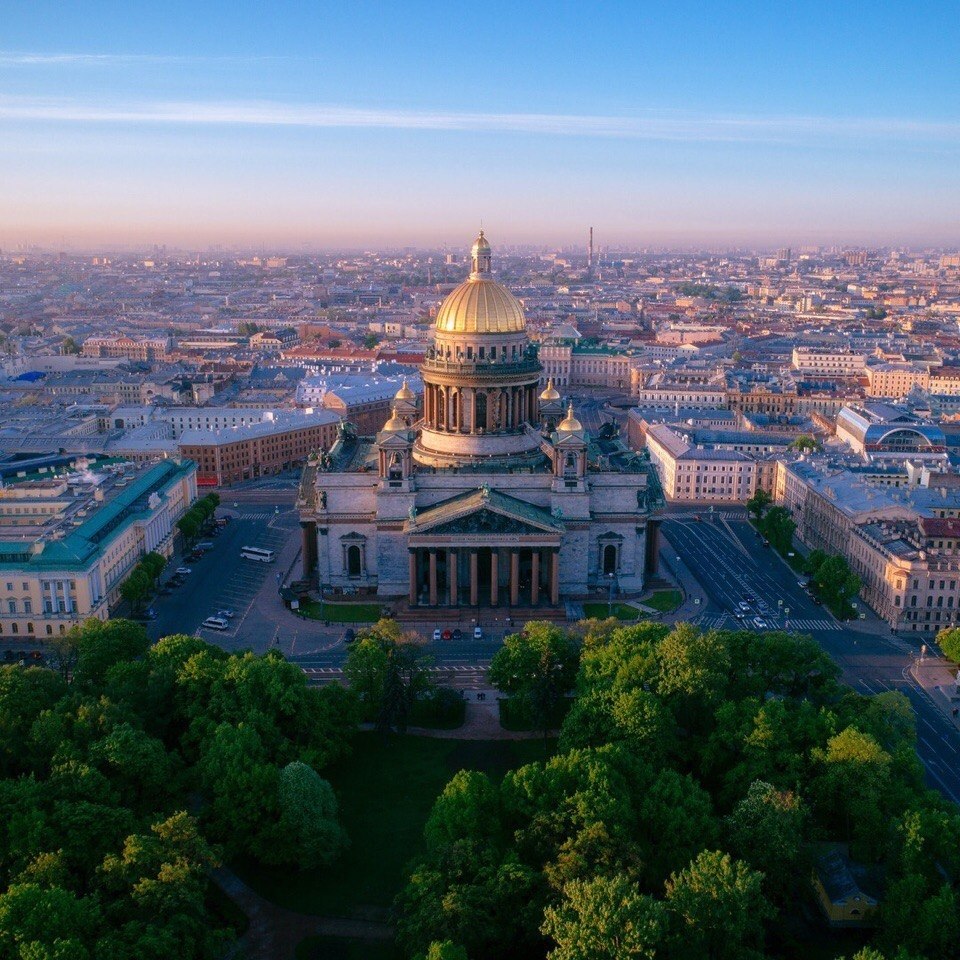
[
  {"left": 813, "top": 597, "right": 823, "bottom": 605},
  {"left": 3, "top": 650, "right": 14, "bottom": 661},
  {"left": 452, "top": 628, "right": 462, "bottom": 640},
  {"left": 343, "top": 628, "right": 356, "bottom": 643}
]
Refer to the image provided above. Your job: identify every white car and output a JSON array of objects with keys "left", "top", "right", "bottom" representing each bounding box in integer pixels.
[
  {"left": 753, "top": 617, "right": 767, "bottom": 630},
  {"left": 473, "top": 626, "right": 482, "bottom": 639},
  {"left": 738, "top": 602, "right": 750, "bottom": 612},
  {"left": 216, "top": 609, "right": 235, "bottom": 619},
  {"left": 432, "top": 629, "right": 441, "bottom": 641},
  {"left": 201, "top": 617, "right": 229, "bottom": 631},
  {"left": 176, "top": 567, "right": 192, "bottom": 576}
]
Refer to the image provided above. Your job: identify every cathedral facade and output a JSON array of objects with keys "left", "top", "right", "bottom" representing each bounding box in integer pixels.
[{"left": 297, "top": 232, "right": 657, "bottom": 609}]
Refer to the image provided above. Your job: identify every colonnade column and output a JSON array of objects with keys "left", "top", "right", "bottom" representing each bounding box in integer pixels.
[
  {"left": 531, "top": 550, "right": 540, "bottom": 605},
  {"left": 448, "top": 550, "right": 458, "bottom": 605},
  {"left": 510, "top": 550, "right": 520, "bottom": 606},
  {"left": 469, "top": 550, "right": 478, "bottom": 605},
  {"left": 408, "top": 550, "right": 417, "bottom": 605},
  {"left": 490, "top": 550, "right": 499, "bottom": 606},
  {"left": 550, "top": 549, "right": 560, "bottom": 606},
  {"left": 429, "top": 550, "right": 438, "bottom": 606}
]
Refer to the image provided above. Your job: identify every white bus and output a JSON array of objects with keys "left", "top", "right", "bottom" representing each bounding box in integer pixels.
[{"left": 240, "top": 546, "right": 276, "bottom": 563}]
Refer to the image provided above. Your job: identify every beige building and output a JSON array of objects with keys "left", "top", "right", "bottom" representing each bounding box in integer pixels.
[
  {"left": 0, "top": 458, "right": 197, "bottom": 641},
  {"left": 792, "top": 347, "right": 867, "bottom": 377},
  {"left": 866, "top": 363, "right": 931, "bottom": 398},
  {"left": 82, "top": 335, "right": 171, "bottom": 361}
]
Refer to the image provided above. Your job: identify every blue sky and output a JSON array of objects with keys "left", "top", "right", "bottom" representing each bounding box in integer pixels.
[{"left": 2, "top": 1, "right": 959, "bottom": 249}]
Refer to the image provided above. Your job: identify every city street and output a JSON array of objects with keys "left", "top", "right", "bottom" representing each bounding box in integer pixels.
[{"left": 662, "top": 515, "right": 960, "bottom": 804}]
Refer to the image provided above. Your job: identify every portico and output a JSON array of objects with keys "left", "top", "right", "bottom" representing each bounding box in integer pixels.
[{"left": 404, "top": 485, "right": 564, "bottom": 608}]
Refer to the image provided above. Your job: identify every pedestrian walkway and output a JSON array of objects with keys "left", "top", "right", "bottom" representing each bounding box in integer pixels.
[
  {"left": 659, "top": 510, "right": 748, "bottom": 521},
  {"left": 910, "top": 656, "right": 960, "bottom": 732},
  {"left": 695, "top": 613, "right": 841, "bottom": 632}
]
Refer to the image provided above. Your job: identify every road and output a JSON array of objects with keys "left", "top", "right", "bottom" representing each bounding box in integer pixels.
[{"left": 662, "top": 514, "right": 960, "bottom": 804}]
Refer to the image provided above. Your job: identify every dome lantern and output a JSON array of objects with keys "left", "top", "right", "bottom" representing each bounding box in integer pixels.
[
  {"left": 557, "top": 402, "right": 583, "bottom": 433},
  {"left": 470, "top": 229, "right": 491, "bottom": 277}
]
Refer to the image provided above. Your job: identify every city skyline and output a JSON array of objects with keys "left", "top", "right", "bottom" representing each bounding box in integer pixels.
[{"left": 3, "top": 2, "right": 960, "bottom": 247}]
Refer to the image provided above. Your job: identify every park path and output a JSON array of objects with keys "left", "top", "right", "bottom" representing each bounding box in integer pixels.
[{"left": 212, "top": 865, "right": 393, "bottom": 960}]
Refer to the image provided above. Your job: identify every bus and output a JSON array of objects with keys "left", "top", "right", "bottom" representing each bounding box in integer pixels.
[{"left": 240, "top": 546, "right": 276, "bottom": 563}]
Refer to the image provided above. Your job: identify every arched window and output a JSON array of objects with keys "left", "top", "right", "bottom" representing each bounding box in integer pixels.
[
  {"left": 565, "top": 453, "right": 577, "bottom": 475},
  {"left": 475, "top": 392, "right": 487, "bottom": 431},
  {"left": 347, "top": 544, "right": 362, "bottom": 578},
  {"left": 603, "top": 544, "right": 618, "bottom": 575}
]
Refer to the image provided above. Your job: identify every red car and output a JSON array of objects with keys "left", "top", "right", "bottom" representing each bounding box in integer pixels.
[{"left": 441, "top": 629, "right": 453, "bottom": 641}]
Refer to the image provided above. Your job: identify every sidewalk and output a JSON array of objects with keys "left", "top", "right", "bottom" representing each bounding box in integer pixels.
[
  {"left": 657, "top": 532, "right": 706, "bottom": 624},
  {"left": 910, "top": 656, "right": 960, "bottom": 732}
]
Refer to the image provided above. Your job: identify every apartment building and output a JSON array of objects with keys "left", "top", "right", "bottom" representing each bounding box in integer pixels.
[
  {"left": 0, "top": 458, "right": 197, "bottom": 640},
  {"left": 82, "top": 335, "right": 171, "bottom": 362},
  {"left": 178, "top": 409, "right": 340, "bottom": 485},
  {"left": 644, "top": 422, "right": 757, "bottom": 502},
  {"left": 865, "top": 362, "right": 931, "bottom": 398},
  {"left": 791, "top": 347, "right": 867, "bottom": 377}
]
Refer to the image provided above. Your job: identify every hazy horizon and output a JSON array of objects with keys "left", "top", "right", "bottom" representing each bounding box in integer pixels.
[{"left": 3, "top": 2, "right": 960, "bottom": 249}]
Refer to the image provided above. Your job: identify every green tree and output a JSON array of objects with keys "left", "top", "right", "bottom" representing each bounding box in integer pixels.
[
  {"left": 664, "top": 850, "right": 771, "bottom": 960},
  {"left": 344, "top": 620, "right": 431, "bottom": 732},
  {"left": 0, "top": 883, "right": 100, "bottom": 959},
  {"left": 119, "top": 568, "right": 152, "bottom": 613},
  {"left": 72, "top": 618, "right": 151, "bottom": 687},
  {"left": 490, "top": 622, "right": 580, "bottom": 740},
  {"left": 654, "top": 623, "right": 731, "bottom": 724},
  {"left": 758, "top": 505, "right": 796, "bottom": 554},
  {"left": 140, "top": 552, "right": 166, "bottom": 583},
  {"left": 424, "top": 770, "right": 501, "bottom": 855},
  {"left": 61, "top": 335, "right": 81, "bottom": 355},
  {"left": 0, "top": 666, "right": 67, "bottom": 775},
  {"left": 265, "top": 761, "right": 348, "bottom": 869},
  {"left": 724, "top": 780, "right": 807, "bottom": 902},
  {"left": 176, "top": 511, "right": 200, "bottom": 544},
  {"left": 363, "top": 332, "right": 380, "bottom": 349},
  {"left": 746, "top": 488, "right": 771, "bottom": 521},
  {"left": 413, "top": 943, "right": 469, "bottom": 960},
  {"left": 541, "top": 875, "right": 667, "bottom": 960},
  {"left": 788, "top": 433, "right": 821, "bottom": 453},
  {"left": 936, "top": 626, "right": 960, "bottom": 663}
]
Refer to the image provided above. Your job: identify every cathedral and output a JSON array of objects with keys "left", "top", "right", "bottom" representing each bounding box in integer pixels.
[{"left": 297, "top": 232, "right": 658, "bottom": 610}]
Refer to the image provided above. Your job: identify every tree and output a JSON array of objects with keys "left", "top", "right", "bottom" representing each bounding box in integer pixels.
[
  {"left": 61, "top": 335, "right": 81, "bottom": 355},
  {"left": 412, "top": 943, "right": 468, "bottom": 960},
  {"left": 363, "top": 332, "right": 380, "bottom": 349},
  {"left": 664, "top": 850, "right": 771, "bottom": 960},
  {"left": 788, "top": 433, "right": 821, "bottom": 453},
  {"left": 654, "top": 623, "right": 731, "bottom": 723},
  {"left": 0, "top": 883, "right": 100, "bottom": 959},
  {"left": 176, "top": 512, "right": 200, "bottom": 544},
  {"left": 746, "top": 488, "right": 771, "bottom": 522},
  {"left": 489, "top": 622, "right": 580, "bottom": 740},
  {"left": 424, "top": 770, "right": 501, "bottom": 856},
  {"left": 72, "top": 618, "right": 151, "bottom": 687},
  {"left": 936, "top": 626, "right": 960, "bottom": 663},
  {"left": 140, "top": 552, "right": 166, "bottom": 583},
  {"left": 265, "top": 761, "right": 348, "bottom": 869},
  {"left": 541, "top": 875, "right": 667, "bottom": 960},
  {"left": 758, "top": 505, "right": 796, "bottom": 554},
  {"left": 724, "top": 780, "right": 807, "bottom": 902},
  {"left": 344, "top": 620, "right": 432, "bottom": 732},
  {"left": 811, "top": 554, "right": 861, "bottom": 618},
  {"left": 120, "top": 568, "right": 152, "bottom": 613}
]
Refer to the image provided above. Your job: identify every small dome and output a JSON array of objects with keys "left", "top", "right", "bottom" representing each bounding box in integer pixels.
[
  {"left": 382, "top": 408, "right": 407, "bottom": 432},
  {"left": 557, "top": 403, "right": 583, "bottom": 433},
  {"left": 472, "top": 229, "right": 490, "bottom": 252},
  {"left": 395, "top": 380, "right": 415, "bottom": 401},
  {"left": 539, "top": 378, "right": 560, "bottom": 401}
]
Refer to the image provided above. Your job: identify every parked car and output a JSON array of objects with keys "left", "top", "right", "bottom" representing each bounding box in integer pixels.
[
  {"left": 216, "top": 609, "right": 235, "bottom": 619},
  {"left": 432, "top": 629, "right": 441, "bottom": 641},
  {"left": 343, "top": 628, "right": 356, "bottom": 643},
  {"left": 452, "top": 628, "right": 462, "bottom": 640},
  {"left": 201, "top": 617, "right": 229, "bottom": 631},
  {"left": 3, "top": 650, "right": 14, "bottom": 661},
  {"left": 29, "top": 650, "right": 43, "bottom": 661},
  {"left": 473, "top": 626, "right": 483, "bottom": 639},
  {"left": 175, "top": 567, "right": 192, "bottom": 576},
  {"left": 738, "top": 601, "right": 750, "bottom": 612},
  {"left": 753, "top": 617, "right": 767, "bottom": 629},
  {"left": 441, "top": 629, "right": 452, "bottom": 641},
  {"left": 197, "top": 541, "right": 215, "bottom": 551}
]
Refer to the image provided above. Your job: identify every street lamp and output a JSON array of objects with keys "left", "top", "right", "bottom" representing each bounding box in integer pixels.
[
  {"left": 607, "top": 572, "right": 617, "bottom": 617},
  {"left": 784, "top": 607, "right": 790, "bottom": 630}
]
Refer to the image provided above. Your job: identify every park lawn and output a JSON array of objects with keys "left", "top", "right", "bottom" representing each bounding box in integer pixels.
[
  {"left": 643, "top": 588, "right": 683, "bottom": 613},
  {"left": 234, "top": 733, "right": 553, "bottom": 918},
  {"left": 298, "top": 601, "right": 381, "bottom": 623},
  {"left": 582, "top": 602, "right": 641, "bottom": 621}
]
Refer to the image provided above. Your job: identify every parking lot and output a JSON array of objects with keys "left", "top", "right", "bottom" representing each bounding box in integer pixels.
[{"left": 148, "top": 505, "right": 300, "bottom": 648}]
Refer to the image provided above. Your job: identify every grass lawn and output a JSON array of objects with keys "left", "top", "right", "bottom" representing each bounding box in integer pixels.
[
  {"left": 296, "top": 937, "right": 400, "bottom": 960},
  {"left": 298, "top": 601, "right": 381, "bottom": 623},
  {"left": 582, "top": 602, "right": 641, "bottom": 621},
  {"left": 234, "top": 733, "right": 554, "bottom": 918},
  {"left": 643, "top": 589, "right": 683, "bottom": 613}
]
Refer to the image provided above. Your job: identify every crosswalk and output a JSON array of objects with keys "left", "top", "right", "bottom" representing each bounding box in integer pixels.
[
  {"left": 695, "top": 613, "right": 840, "bottom": 632},
  {"left": 659, "top": 511, "right": 748, "bottom": 521},
  {"left": 234, "top": 511, "right": 289, "bottom": 520}
]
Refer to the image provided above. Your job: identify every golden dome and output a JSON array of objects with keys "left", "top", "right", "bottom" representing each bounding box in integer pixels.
[
  {"left": 435, "top": 231, "right": 526, "bottom": 335},
  {"left": 435, "top": 278, "right": 526, "bottom": 334},
  {"left": 557, "top": 402, "right": 583, "bottom": 433},
  {"left": 382, "top": 407, "right": 407, "bottom": 432},
  {"left": 539, "top": 378, "right": 560, "bottom": 401},
  {"left": 394, "top": 380, "right": 415, "bottom": 401}
]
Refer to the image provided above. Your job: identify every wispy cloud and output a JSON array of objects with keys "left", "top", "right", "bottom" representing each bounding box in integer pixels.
[
  {"left": 0, "top": 52, "right": 288, "bottom": 66},
  {"left": 1, "top": 94, "right": 959, "bottom": 146}
]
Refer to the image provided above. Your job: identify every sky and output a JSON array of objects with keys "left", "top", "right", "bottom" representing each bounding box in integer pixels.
[{"left": 2, "top": 1, "right": 960, "bottom": 250}]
